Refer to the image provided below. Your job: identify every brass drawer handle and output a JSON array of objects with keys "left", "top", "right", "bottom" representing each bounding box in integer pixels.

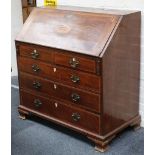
[
  {"left": 33, "top": 81, "right": 41, "bottom": 89},
  {"left": 31, "top": 49, "right": 39, "bottom": 59},
  {"left": 71, "top": 93, "right": 80, "bottom": 102},
  {"left": 32, "top": 64, "right": 40, "bottom": 72},
  {"left": 34, "top": 99, "right": 42, "bottom": 108},
  {"left": 72, "top": 113, "right": 80, "bottom": 122},
  {"left": 70, "top": 75, "right": 80, "bottom": 83},
  {"left": 69, "top": 58, "right": 79, "bottom": 68}
]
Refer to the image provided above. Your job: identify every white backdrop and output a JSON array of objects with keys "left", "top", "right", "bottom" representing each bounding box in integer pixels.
[{"left": 11, "top": 0, "right": 23, "bottom": 76}]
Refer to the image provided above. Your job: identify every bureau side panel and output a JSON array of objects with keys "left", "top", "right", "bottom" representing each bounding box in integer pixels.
[{"left": 102, "top": 12, "right": 141, "bottom": 135}]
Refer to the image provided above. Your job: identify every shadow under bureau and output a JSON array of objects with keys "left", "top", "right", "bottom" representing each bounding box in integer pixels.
[{"left": 15, "top": 6, "right": 141, "bottom": 152}]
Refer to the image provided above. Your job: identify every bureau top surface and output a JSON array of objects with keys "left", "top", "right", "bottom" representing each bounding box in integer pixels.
[{"left": 16, "top": 7, "right": 121, "bottom": 57}]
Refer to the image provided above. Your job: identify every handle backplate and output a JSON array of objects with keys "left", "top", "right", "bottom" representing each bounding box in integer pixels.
[
  {"left": 32, "top": 64, "right": 40, "bottom": 72},
  {"left": 34, "top": 99, "right": 42, "bottom": 108},
  {"left": 33, "top": 81, "right": 41, "bottom": 89},
  {"left": 70, "top": 75, "right": 80, "bottom": 83},
  {"left": 71, "top": 93, "right": 80, "bottom": 102},
  {"left": 69, "top": 58, "right": 79, "bottom": 68},
  {"left": 31, "top": 49, "right": 39, "bottom": 59},
  {"left": 72, "top": 113, "right": 80, "bottom": 122}
]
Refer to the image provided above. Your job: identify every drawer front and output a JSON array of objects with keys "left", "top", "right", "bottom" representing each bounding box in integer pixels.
[
  {"left": 20, "top": 73, "right": 52, "bottom": 96},
  {"left": 18, "top": 57, "right": 59, "bottom": 80},
  {"left": 19, "top": 44, "right": 53, "bottom": 62},
  {"left": 20, "top": 73, "right": 100, "bottom": 113},
  {"left": 59, "top": 67, "right": 101, "bottom": 93},
  {"left": 21, "top": 91, "right": 51, "bottom": 116},
  {"left": 51, "top": 82, "right": 100, "bottom": 113},
  {"left": 54, "top": 52, "right": 96, "bottom": 73},
  {"left": 50, "top": 100, "right": 100, "bottom": 134}
]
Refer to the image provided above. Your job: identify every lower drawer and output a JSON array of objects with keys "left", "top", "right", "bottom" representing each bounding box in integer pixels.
[
  {"left": 50, "top": 99, "right": 100, "bottom": 134},
  {"left": 20, "top": 73, "right": 100, "bottom": 113},
  {"left": 20, "top": 91, "right": 100, "bottom": 134},
  {"left": 21, "top": 90, "right": 51, "bottom": 116}
]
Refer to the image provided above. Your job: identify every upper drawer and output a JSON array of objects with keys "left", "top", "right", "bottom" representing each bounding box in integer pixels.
[
  {"left": 18, "top": 44, "right": 53, "bottom": 62},
  {"left": 18, "top": 57, "right": 59, "bottom": 80},
  {"left": 50, "top": 99, "right": 100, "bottom": 134},
  {"left": 54, "top": 52, "right": 97, "bottom": 74}
]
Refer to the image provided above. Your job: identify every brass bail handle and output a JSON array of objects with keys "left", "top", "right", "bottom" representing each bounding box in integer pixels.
[
  {"left": 69, "top": 57, "right": 79, "bottom": 68},
  {"left": 31, "top": 49, "right": 39, "bottom": 59},
  {"left": 71, "top": 93, "right": 80, "bottom": 102},
  {"left": 71, "top": 75, "right": 80, "bottom": 83},
  {"left": 33, "top": 81, "right": 41, "bottom": 89},
  {"left": 72, "top": 113, "right": 80, "bottom": 122},
  {"left": 34, "top": 99, "right": 42, "bottom": 108},
  {"left": 32, "top": 64, "right": 40, "bottom": 72}
]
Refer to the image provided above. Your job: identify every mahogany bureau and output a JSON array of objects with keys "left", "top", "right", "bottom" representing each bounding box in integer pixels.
[{"left": 15, "top": 6, "right": 141, "bottom": 152}]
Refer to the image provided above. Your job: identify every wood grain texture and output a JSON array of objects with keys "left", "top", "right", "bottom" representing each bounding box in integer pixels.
[
  {"left": 16, "top": 7, "right": 120, "bottom": 56},
  {"left": 18, "top": 56, "right": 101, "bottom": 93},
  {"left": 21, "top": 90, "right": 100, "bottom": 134},
  {"left": 19, "top": 44, "right": 54, "bottom": 62},
  {"left": 54, "top": 51, "right": 97, "bottom": 73},
  {"left": 20, "top": 72, "right": 100, "bottom": 113},
  {"left": 101, "top": 12, "right": 141, "bottom": 135}
]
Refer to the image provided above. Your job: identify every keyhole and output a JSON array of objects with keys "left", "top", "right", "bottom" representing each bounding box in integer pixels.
[
  {"left": 54, "top": 102, "right": 58, "bottom": 108},
  {"left": 53, "top": 68, "right": 57, "bottom": 72},
  {"left": 54, "top": 84, "right": 57, "bottom": 89}
]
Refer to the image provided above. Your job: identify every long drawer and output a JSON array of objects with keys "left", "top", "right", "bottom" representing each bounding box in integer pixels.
[
  {"left": 21, "top": 91, "right": 100, "bottom": 134},
  {"left": 18, "top": 57, "right": 101, "bottom": 93},
  {"left": 20, "top": 73, "right": 100, "bottom": 113}
]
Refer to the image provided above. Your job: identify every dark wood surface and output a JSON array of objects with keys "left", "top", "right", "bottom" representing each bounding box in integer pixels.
[
  {"left": 21, "top": 90, "right": 52, "bottom": 116},
  {"left": 54, "top": 51, "right": 97, "bottom": 73},
  {"left": 16, "top": 7, "right": 141, "bottom": 152},
  {"left": 18, "top": 56, "right": 101, "bottom": 93},
  {"left": 101, "top": 12, "right": 141, "bottom": 135},
  {"left": 16, "top": 7, "right": 120, "bottom": 56},
  {"left": 20, "top": 72, "right": 100, "bottom": 113},
  {"left": 19, "top": 44, "right": 54, "bottom": 62}
]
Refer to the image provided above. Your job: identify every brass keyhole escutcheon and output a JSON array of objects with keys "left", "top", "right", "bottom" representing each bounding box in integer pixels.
[
  {"left": 53, "top": 67, "right": 57, "bottom": 72},
  {"left": 54, "top": 102, "right": 58, "bottom": 108},
  {"left": 54, "top": 84, "right": 57, "bottom": 89}
]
